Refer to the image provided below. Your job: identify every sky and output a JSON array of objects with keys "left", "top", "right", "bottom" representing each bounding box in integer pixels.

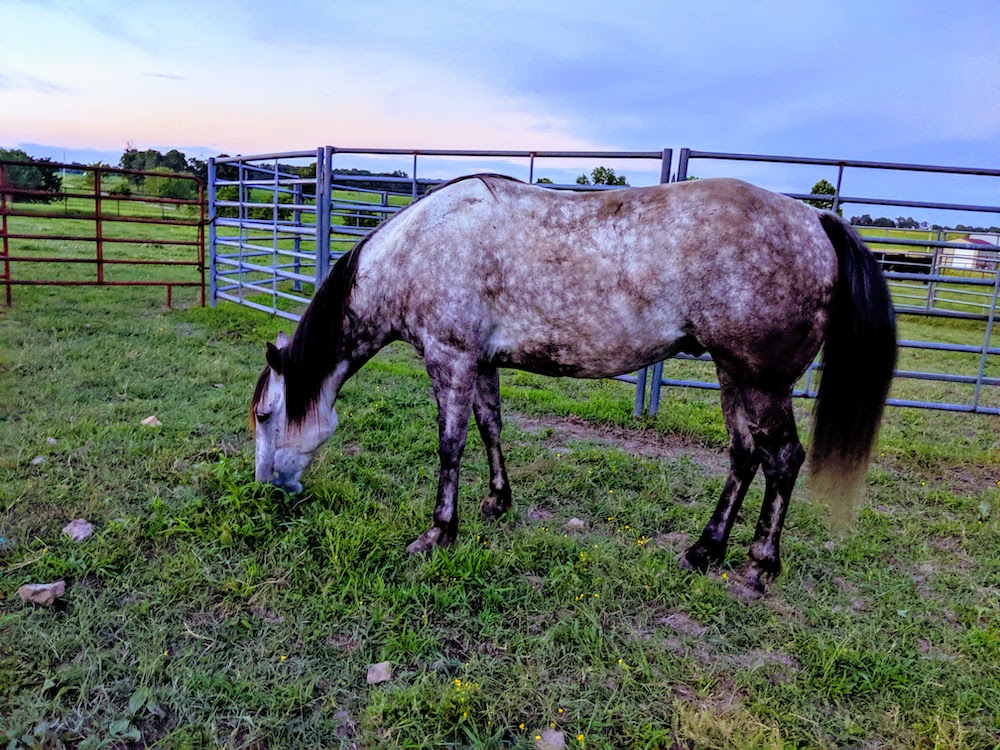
[{"left": 2, "top": 0, "right": 999, "bottom": 223}]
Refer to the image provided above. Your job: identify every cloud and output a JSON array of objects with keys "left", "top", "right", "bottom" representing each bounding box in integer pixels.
[
  {"left": 142, "top": 73, "right": 186, "bottom": 81},
  {"left": 0, "top": 71, "right": 71, "bottom": 95}
]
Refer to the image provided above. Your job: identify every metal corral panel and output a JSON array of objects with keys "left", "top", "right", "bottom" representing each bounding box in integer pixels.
[{"left": 208, "top": 146, "right": 999, "bottom": 416}]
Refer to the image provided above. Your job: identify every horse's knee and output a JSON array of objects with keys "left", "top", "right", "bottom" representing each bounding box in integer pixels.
[{"left": 730, "top": 439, "right": 756, "bottom": 475}]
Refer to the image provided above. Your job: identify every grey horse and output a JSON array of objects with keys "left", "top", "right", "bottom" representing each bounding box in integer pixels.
[{"left": 250, "top": 175, "right": 896, "bottom": 593}]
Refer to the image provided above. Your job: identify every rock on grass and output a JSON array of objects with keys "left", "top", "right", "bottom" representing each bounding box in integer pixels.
[
  {"left": 62, "top": 519, "right": 94, "bottom": 542},
  {"left": 535, "top": 728, "right": 565, "bottom": 749},
  {"left": 18, "top": 581, "right": 66, "bottom": 607},
  {"left": 366, "top": 661, "right": 392, "bottom": 684}
]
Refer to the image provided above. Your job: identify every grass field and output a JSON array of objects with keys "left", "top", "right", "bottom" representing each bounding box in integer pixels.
[
  {"left": 2, "top": 181, "right": 1000, "bottom": 748},
  {"left": 1, "top": 273, "right": 999, "bottom": 749}
]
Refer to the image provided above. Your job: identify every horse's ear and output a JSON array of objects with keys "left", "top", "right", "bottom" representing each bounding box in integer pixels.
[
  {"left": 276, "top": 330, "right": 290, "bottom": 348},
  {"left": 265, "top": 342, "right": 284, "bottom": 374}
]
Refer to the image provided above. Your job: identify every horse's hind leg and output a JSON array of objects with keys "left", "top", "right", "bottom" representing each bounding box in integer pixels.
[
  {"left": 683, "top": 374, "right": 760, "bottom": 572},
  {"left": 406, "top": 348, "right": 478, "bottom": 554},
  {"left": 473, "top": 365, "right": 512, "bottom": 520},
  {"left": 741, "top": 389, "right": 805, "bottom": 594}
]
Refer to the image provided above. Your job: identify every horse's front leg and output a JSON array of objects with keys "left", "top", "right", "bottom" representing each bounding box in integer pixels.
[
  {"left": 406, "top": 349, "right": 478, "bottom": 554},
  {"left": 473, "top": 365, "right": 512, "bottom": 520}
]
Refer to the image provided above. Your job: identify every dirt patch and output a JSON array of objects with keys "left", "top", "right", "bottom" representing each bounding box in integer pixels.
[
  {"left": 878, "top": 456, "right": 999, "bottom": 497},
  {"left": 508, "top": 414, "right": 728, "bottom": 475},
  {"left": 726, "top": 649, "right": 800, "bottom": 683},
  {"left": 653, "top": 532, "right": 691, "bottom": 551},
  {"left": 660, "top": 611, "right": 710, "bottom": 638},
  {"left": 326, "top": 634, "right": 361, "bottom": 652},
  {"left": 525, "top": 507, "right": 555, "bottom": 523}
]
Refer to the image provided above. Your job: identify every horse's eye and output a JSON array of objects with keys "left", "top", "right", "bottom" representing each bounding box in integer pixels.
[{"left": 256, "top": 412, "right": 271, "bottom": 424}]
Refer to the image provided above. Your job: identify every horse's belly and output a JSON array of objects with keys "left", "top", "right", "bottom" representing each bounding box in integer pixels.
[{"left": 487, "top": 323, "right": 688, "bottom": 379}]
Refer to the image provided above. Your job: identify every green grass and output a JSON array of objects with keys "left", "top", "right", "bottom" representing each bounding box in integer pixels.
[{"left": 1, "top": 283, "right": 999, "bottom": 749}]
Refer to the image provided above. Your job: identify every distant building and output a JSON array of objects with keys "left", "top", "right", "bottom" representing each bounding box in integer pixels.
[{"left": 943, "top": 233, "right": 999, "bottom": 271}]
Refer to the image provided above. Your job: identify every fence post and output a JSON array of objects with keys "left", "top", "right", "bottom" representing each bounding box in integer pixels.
[
  {"left": 644, "top": 148, "right": 676, "bottom": 417},
  {"left": 675, "top": 148, "right": 690, "bottom": 182},
  {"left": 270, "top": 160, "right": 279, "bottom": 315},
  {"left": 315, "top": 146, "right": 333, "bottom": 283},
  {"left": 198, "top": 178, "right": 206, "bottom": 307},
  {"left": 94, "top": 167, "right": 104, "bottom": 284},
  {"left": 208, "top": 158, "right": 218, "bottom": 308},
  {"left": 293, "top": 184, "right": 303, "bottom": 292},
  {"left": 412, "top": 153, "right": 419, "bottom": 201},
  {"left": 832, "top": 163, "right": 845, "bottom": 216},
  {"left": 1, "top": 163, "right": 11, "bottom": 307},
  {"left": 238, "top": 160, "right": 247, "bottom": 301}
]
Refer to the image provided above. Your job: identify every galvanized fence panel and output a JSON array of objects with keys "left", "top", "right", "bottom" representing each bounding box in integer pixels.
[
  {"left": 210, "top": 147, "right": 672, "bottom": 415},
  {"left": 208, "top": 146, "right": 999, "bottom": 417},
  {"left": 642, "top": 149, "right": 1000, "bottom": 416},
  {"left": 209, "top": 148, "right": 332, "bottom": 322}
]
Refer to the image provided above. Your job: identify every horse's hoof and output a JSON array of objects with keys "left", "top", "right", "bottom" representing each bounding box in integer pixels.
[
  {"left": 734, "top": 563, "right": 770, "bottom": 600},
  {"left": 679, "top": 543, "right": 715, "bottom": 573},
  {"left": 406, "top": 527, "right": 444, "bottom": 555},
  {"left": 480, "top": 494, "right": 511, "bottom": 521}
]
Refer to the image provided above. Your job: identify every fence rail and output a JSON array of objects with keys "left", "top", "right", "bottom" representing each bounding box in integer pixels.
[{"left": 208, "top": 146, "right": 999, "bottom": 417}]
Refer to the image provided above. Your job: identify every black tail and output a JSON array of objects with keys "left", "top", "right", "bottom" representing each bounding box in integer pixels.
[{"left": 810, "top": 213, "right": 898, "bottom": 524}]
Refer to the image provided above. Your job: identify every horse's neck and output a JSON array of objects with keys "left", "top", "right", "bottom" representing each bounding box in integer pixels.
[{"left": 336, "top": 269, "right": 399, "bottom": 381}]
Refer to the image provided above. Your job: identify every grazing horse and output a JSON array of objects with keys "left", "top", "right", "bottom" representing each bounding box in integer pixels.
[{"left": 251, "top": 175, "right": 897, "bottom": 592}]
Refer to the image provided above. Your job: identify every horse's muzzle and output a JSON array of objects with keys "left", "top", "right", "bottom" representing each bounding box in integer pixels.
[
  {"left": 270, "top": 472, "right": 303, "bottom": 494},
  {"left": 257, "top": 465, "right": 303, "bottom": 494}
]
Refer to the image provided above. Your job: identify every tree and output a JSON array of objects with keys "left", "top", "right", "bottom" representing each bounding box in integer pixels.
[
  {"left": 535, "top": 177, "right": 554, "bottom": 184},
  {"left": 850, "top": 214, "right": 874, "bottom": 226},
  {"left": 590, "top": 166, "right": 628, "bottom": 186},
  {"left": 804, "top": 179, "right": 840, "bottom": 215},
  {"left": 873, "top": 217, "right": 895, "bottom": 228},
  {"left": 143, "top": 168, "right": 198, "bottom": 200},
  {"left": 574, "top": 167, "right": 628, "bottom": 186},
  {"left": 0, "top": 148, "right": 62, "bottom": 203},
  {"left": 119, "top": 147, "right": 162, "bottom": 185},
  {"left": 185, "top": 157, "right": 208, "bottom": 183},
  {"left": 162, "top": 149, "right": 187, "bottom": 173}
]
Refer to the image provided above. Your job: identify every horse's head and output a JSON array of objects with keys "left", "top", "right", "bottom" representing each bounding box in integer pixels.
[{"left": 251, "top": 331, "right": 339, "bottom": 493}]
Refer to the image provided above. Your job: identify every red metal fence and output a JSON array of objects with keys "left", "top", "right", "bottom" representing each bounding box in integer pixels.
[{"left": 0, "top": 159, "right": 206, "bottom": 308}]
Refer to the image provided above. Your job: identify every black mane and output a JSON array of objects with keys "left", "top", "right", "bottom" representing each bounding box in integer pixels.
[{"left": 251, "top": 245, "right": 362, "bottom": 426}]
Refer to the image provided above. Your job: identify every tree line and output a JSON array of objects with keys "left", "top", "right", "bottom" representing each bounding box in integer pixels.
[
  {"left": 5, "top": 147, "right": 997, "bottom": 234},
  {"left": 0, "top": 148, "right": 63, "bottom": 203}
]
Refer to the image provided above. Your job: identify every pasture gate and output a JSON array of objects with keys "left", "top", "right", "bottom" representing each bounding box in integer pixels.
[
  {"left": 208, "top": 147, "right": 999, "bottom": 416},
  {"left": 0, "top": 159, "right": 206, "bottom": 308}
]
